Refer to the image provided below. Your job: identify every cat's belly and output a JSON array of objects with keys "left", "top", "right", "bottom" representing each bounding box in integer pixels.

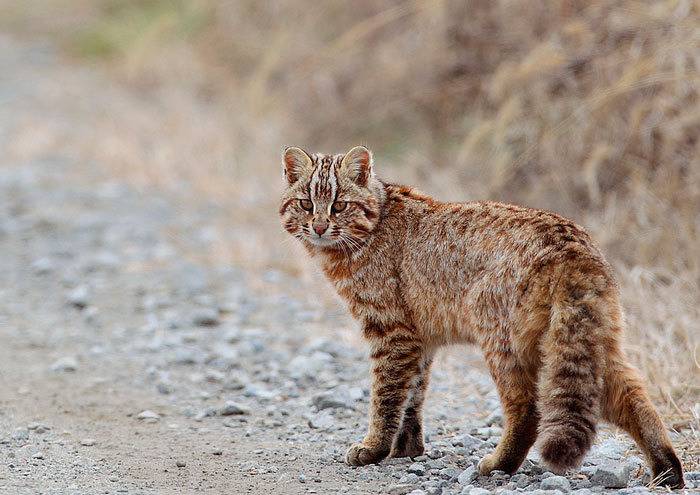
[{"left": 403, "top": 286, "right": 480, "bottom": 345}]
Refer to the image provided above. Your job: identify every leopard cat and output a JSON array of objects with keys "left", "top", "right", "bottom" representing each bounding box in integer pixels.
[{"left": 278, "top": 145, "right": 684, "bottom": 488}]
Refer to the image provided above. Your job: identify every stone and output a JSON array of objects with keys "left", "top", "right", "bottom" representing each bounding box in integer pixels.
[
  {"left": 451, "top": 434, "right": 485, "bottom": 451},
  {"left": 288, "top": 352, "right": 333, "bottom": 379},
  {"left": 176, "top": 461, "right": 186, "bottom": 468},
  {"left": 540, "top": 475, "right": 571, "bottom": 492},
  {"left": 50, "top": 356, "right": 78, "bottom": 372},
  {"left": 80, "top": 439, "right": 96, "bottom": 446},
  {"left": 590, "top": 463, "right": 632, "bottom": 488},
  {"left": 67, "top": 286, "right": 89, "bottom": 309},
  {"left": 398, "top": 473, "right": 420, "bottom": 484},
  {"left": 386, "top": 485, "right": 416, "bottom": 495},
  {"left": 31, "top": 257, "right": 54, "bottom": 274},
  {"left": 306, "top": 411, "right": 335, "bottom": 430},
  {"left": 407, "top": 462, "right": 426, "bottom": 476},
  {"left": 136, "top": 410, "right": 160, "bottom": 421},
  {"left": 32, "top": 452, "right": 44, "bottom": 460},
  {"left": 312, "top": 392, "right": 353, "bottom": 410},
  {"left": 468, "top": 488, "right": 491, "bottom": 495},
  {"left": 218, "top": 401, "right": 250, "bottom": 416},
  {"left": 458, "top": 465, "right": 478, "bottom": 485},
  {"left": 192, "top": 308, "right": 220, "bottom": 326},
  {"left": 426, "top": 459, "right": 445, "bottom": 470}
]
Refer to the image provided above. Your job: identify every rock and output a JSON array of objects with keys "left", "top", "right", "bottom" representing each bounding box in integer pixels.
[
  {"left": 407, "top": 462, "right": 426, "bottom": 476},
  {"left": 451, "top": 434, "right": 485, "bottom": 451},
  {"left": 312, "top": 392, "right": 353, "bottom": 410},
  {"left": 407, "top": 491, "right": 426, "bottom": 495},
  {"left": 440, "top": 467, "right": 460, "bottom": 480},
  {"left": 541, "top": 475, "right": 571, "bottom": 492},
  {"left": 171, "top": 348, "right": 205, "bottom": 365},
  {"left": 67, "top": 286, "right": 89, "bottom": 309},
  {"left": 589, "top": 438, "right": 629, "bottom": 460},
  {"left": 136, "top": 410, "right": 160, "bottom": 421},
  {"left": 50, "top": 356, "right": 78, "bottom": 372},
  {"left": 80, "top": 438, "right": 96, "bottom": 446},
  {"left": 32, "top": 452, "right": 44, "bottom": 460},
  {"left": 306, "top": 410, "right": 335, "bottom": 430},
  {"left": 12, "top": 428, "right": 29, "bottom": 441},
  {"left": 176, "top": 461, "right": 186, "bottom": 468},
  {"left": 218, "top": 401, "right": 250, "bottom": 416},
  {"left": 468, "top": 488, "right": 491, "bottom": 495},
  {"left": 510, "top": 473, "right": 532, "bottom": 488},
  {"left": 590, "top": 463, "right": 632, "bottom": 488},
  {"left": 398, "top": 473, "right": 420, "bottom": 484},
  {"left": 194, "top": 407, "right": 217, "bottom": 421},
  {"left": 426, "top": 459, "right": 445, "bottom": 470},
  {"left": 243, "top": 383, "right": 277, "bottom": 400},
  {"left": 458, "top": 465, "right": 478, "bottom": 485},
  {"left": 386, "top": 484, "right": 416, "bottom": 495},
  {"left": 288, "top": 351, "right": 333, "bottom": 379},
  {"left": 31, "top": 257, "right": 54, "bottom": 274},
  {"left": 192, "top": 307, "right": 220, "bottom": 327}
]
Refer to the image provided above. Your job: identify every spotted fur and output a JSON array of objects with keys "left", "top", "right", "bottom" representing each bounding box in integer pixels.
[{"left": 279, "top": 146, "right": 684, "bottom": 488}]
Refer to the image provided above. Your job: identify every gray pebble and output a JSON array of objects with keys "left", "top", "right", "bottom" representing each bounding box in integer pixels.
[
  {"left": 540, "top": 475, "right": 571, "bottom": 492},
  {"left": 50, "top": 356, "right": 78, "bottom": 372},
  {"left": 458, "top": 465, "right": 478, "bottom": 485},
  {"left": 407, "top": 462, "right": 426, "bottom": 476},
  {"left": 386, "top": 485, "right": 417, "bottom": 495},
  {"left": 398, "top": 473, "right": 420, "bottom": 484},
  {"left": 312, "top": 392, "right": 353, "bottom": 410},
  {"left": 451, "top": 434, "right": 486, "bottom": 451},
  {"left": 136, "top": 410, "right": 160, "bottom": 421},
  {"left": 192, "top": 307, "right": 220, "bottom": 326},
  {"left": 589, "top": 463, "right": 632, "bottom": 488},
  {"left": 218, "top": 401, "right": 250, "bottom": 416},
  {"left": 80, "top": 439, "right": 96, "bottom": 446},
  {"left": 67, "top": 286, "right": 89, "bottom": 309}
]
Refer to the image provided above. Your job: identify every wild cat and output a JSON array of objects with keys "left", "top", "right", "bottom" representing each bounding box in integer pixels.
[{"left": 278, "top": 145, "right": 684, "bottom": 488}]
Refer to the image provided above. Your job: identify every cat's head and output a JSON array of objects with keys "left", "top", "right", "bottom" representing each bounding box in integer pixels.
[{"left": 279, "top": 146, "right": 385, "bottom": 253}]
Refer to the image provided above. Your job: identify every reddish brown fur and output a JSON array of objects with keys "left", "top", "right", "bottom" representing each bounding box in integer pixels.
[{"left": 279, "top": 146, "right": 684, "bottom": 488}]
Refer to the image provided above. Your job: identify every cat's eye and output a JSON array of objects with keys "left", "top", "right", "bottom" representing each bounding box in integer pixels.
[
  {"left": 331, "top": 201, "right": 347, "bottom": 213},
  {"left": 299, "top": 199, "right": 313, "bottom": 211}
]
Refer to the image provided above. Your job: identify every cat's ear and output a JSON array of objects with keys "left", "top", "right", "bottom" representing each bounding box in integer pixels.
[
  {"left": 339, "top": 145, "right": 373, "bottom": 187},
  {"left": 282, "top": 146, "right": 313, "bottom": 185}
]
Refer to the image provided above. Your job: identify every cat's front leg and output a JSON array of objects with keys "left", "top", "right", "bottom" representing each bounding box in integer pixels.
[
  {"left": 391, "top": 353, "right": 433, "bottom": 458},
  {"left": 346, "top": 322, "right": 424, "bottom": 466}
]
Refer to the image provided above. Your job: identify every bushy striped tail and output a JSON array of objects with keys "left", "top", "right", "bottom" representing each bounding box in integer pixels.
[{"left": 536, "top": 286, "right": 607, "bottom": 473}]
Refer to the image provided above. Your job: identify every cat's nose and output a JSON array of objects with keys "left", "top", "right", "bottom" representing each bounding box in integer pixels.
[{"left": 313, "top": 223, "right": 328, "bottom": 236}]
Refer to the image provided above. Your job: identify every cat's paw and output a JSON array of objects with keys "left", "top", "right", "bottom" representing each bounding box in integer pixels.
[
  {"left": 345, "top": 442, "right": 389, "bottom": 466},
  {"left": 477, "top": 454, "right": 497, "bottom": 475},
  {"left": 391, "top": 436, "right": 424, "bottom": 458}
]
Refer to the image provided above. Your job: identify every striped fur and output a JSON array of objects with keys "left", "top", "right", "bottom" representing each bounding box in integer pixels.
[{"left": 279, "top": 146, "right": 684, "bottom": 488}]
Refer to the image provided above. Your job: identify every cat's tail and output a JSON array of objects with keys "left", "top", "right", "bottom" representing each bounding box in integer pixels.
[{"left": 536, "top": 270, "right": 611, "bottom": 473}]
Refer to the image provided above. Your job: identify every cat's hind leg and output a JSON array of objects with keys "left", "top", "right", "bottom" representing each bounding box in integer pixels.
[
  {"left": 391, "top": 353, "right": 434, "bottom": 458},
  {"left": 478, "top": 355, "right": 539, "bottom": 475},
  {"left": 602, "top": 352, "right": 684, "bottom": 488}
]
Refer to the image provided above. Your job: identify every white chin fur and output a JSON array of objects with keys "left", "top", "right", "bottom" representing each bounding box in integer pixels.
[{"left": 307, "top": 237, "right": 337, "bottom": 247}]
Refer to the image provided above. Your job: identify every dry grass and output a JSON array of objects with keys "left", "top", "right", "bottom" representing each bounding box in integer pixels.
[{"left": 3, "top": 0, "right": 698, "bottom": 449}]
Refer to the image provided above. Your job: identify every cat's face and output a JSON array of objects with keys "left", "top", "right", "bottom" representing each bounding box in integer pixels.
[{"left": 279, "top": 146, "right": 383, "bottom": 253}]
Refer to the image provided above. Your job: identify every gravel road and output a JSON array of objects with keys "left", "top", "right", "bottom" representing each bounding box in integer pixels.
[{"left": 0, "top": 36, "right": 697, "bottom": 495}]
